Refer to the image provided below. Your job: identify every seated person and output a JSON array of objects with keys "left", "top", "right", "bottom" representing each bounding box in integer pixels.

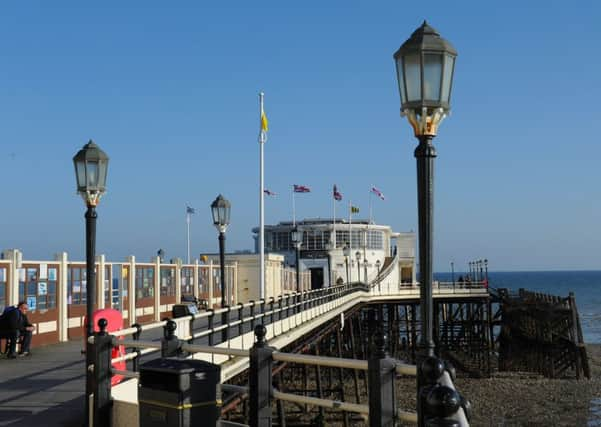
[{"left": 0, "top": 302, "right": 34, "bottom": 358}]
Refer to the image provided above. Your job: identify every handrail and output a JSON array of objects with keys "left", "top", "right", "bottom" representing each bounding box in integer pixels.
[{"left": 273, "top": 388, "right": 369, "bottom": 415}]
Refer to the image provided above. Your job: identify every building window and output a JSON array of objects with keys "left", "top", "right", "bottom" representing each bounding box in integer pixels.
[
  {"left": 367, "top": 230, "right": 384, "bottom": 250},
  {"left": 336, "top": 230, "right": 349, "bottom": 248}
]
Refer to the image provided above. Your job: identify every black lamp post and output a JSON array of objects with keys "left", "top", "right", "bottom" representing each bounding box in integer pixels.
[
  {"left": 291, "top": 227, "right": 302, "bottom": 293},
  {"left": 355, "top": 251, "right": 361, "bottom": 283},
  {"left": 451, "top": 261, "right": 455, "bottom": 287},
  {"left": 73, "top": 140, "right": 109, "bottom": 425},
  {"left": 394, "top": 21, "right": 456, "bottom": 425},
  {"left": 375, "top": 259, "right": 381, "bottom": 292},
  {"left": 343, "top": 242, "right": 350, "bottom": 285},
  {"left": 211, "top": 194, "right": 231, "bottom": 343}
]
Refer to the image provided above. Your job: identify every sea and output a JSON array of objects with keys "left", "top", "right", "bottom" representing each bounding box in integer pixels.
[{"left": 434, "top": 270, "right": 601, "bottom": 344}]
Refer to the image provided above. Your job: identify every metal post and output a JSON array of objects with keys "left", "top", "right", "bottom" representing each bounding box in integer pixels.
[
  {"left": 295, "top": 244, "right": 301, "bottom": 294},
  {"left": 368, "top": 331, "right": 396, "bottom": 427},
  {"left": 356, "top": 261, "right": 360, "bottom": 284},
  {"left": 219, "top": 231, "right": 227, "bottom": 343},
  {"left": 249, "top": 325, "right": 274, "bottom": 427},
  {"left": 161, "top": 319, "right": 180, "bottom": 357},
  {"left": 93, "top": 318, "right": 112, "bottom": 427},
  {"left": 345, "top": 257, "right": 349, "bottom": 285},
  {"left": 132, "top": 323, "right": 142, "bottom": 372},
  {"left": 363, "top": 259, "right": 368, "bottom": 285},
  {"left": 84, "top": 205, "right": 97, "bottom": 424},
  {"left": 415, "top": 134, "right": 436, "bottom": 426},
  {"left": 450, "top": 262, "right": 455, "bottom": 288},
  {"left": 415, "top": 135, "right": 436, "bottom": 357}
]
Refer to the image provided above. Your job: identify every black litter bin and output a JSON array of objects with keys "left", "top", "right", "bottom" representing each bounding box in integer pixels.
[
  {"left": 172, "top": 303, "right": 199, "bottom": 318},
  {"left": 139, "top": 358, "right": 221, "bottom": 427}
]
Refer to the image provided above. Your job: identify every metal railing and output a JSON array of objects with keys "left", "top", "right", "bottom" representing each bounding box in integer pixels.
[{"left": 89, "top": 318, "right": 470, "bottom": 427}]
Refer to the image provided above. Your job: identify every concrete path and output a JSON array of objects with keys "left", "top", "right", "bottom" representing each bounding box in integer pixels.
[{"left": 0, "top": 340, "right": 85, "bottom": 427}]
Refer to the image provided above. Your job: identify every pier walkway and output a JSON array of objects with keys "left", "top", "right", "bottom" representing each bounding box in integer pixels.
[{"left": 0, "top": 340, "right": 84, "bottom": 427}]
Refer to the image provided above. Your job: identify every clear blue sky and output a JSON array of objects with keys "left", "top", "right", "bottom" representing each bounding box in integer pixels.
[{"left": 1, "top": 1, "right": 600, "bottom": 272}]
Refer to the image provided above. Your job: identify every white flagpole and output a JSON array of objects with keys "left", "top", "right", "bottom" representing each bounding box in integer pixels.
[
  {"left": 186, "top": 209, "right": 191, "bottom": 264},
  {"left": 348, "top": 200, "right": 352, "bottom": 265},
  {"left": 333, "top": 190, "right": 336, "bottom": 249},
  {"left": 369, "top": 186, "right": 373, "bottom": 225},
  {"left": 292, "top": 187, "right": 296, "bottom": 227},
  {"left": 259, "top": 92, "right": 266, "bottom": 300}
]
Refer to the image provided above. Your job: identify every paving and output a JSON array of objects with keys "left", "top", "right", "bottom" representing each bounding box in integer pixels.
[{"left": 0, "top": 340, "right": 85, "bottom": 427}]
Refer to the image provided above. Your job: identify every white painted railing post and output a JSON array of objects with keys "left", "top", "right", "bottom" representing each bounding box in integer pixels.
[
  {"left": 154, "top": 256, "right": 161, "bottom": 322},
  {"left": 2, "top": 249, "right": 21, "bottom": 306},
  {"left": 175, "top": 258, "right": 182, "bottom": 305},
  {"left": 97, "top": 254, "right": 106, "bottom": 310},
  {"left": 193, "top": 259, "right": 199, "bottom": 300},
  {"left": 233, "top": 261, "right": 238, "bottom": 305},
  {"left": 55, "top": 251, "right": 69, "bottom": 342},
  {"left": 209, "top": 260, "right": 214, "bottom": 308},
  {"left": 127, "top": 255, "right": 136, "bottom": 324}
]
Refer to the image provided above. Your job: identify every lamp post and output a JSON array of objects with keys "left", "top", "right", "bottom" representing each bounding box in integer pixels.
[
  {"left": 375, "top": 259, "right": 381, "bottom": 292},
  {"left": 73, "top": 140, "right": 109, "bottom": 425},
  {"left": 484, "top": 258, "right": 489, "bottom": 282},
  {"left": 211, "top": 194, "right": 231, "bottom": 343},
  {"left": 451, "top": 261, "right": 455, "bottom": 288},
  {"left": 343, "top": 242, "right": 350, "bottom": 285},
  {"left": 394, "top": 21, "right": 456, "bottom": 425},
  {"left": 355, "top": 251, "right": 361, "bottom": 283},
  {"left": 291, "top": 227, "right": 302, "bottom": 293}
]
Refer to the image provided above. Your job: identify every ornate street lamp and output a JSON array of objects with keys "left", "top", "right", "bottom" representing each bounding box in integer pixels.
[
  {"left": 291, "top": 227, "right": 302, "bottom": 293},
  {"left": 343, "top": 242, "right": 350, "bottom": 285},
  {"left": 73, "top": 140, "right": 109, "bottom": 424},
  {"left": 394, "top": 21, "right": 457, "bottom": 424},
  {"left": 211, "top": 194, "right": 231, "bottom": 342},
  {"left": 355, "top": 251, "right": 361, "bottom": 283}
]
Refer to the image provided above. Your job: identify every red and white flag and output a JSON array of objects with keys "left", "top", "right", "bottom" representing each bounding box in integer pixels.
[
  {"left": 333, "top": 185, "right": 342, "bottom": 201},
  {"left": 293, "top": 184, "right": 311, "bottom": 193},
  {"left": 264, "top": 189, "right": 277, "bottom": 196},
  {"left": 371, "top": 186, "right": 385, "bottom": 200}
]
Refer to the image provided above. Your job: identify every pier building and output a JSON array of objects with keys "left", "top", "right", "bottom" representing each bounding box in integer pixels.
[{"left": 252, "top": 218, "right": 416, "bottom": 288}]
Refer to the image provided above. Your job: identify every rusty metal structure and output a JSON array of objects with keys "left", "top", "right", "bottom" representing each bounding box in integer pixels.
[{"left": 495, "top": 288, "right": 590, "bottom": 379}]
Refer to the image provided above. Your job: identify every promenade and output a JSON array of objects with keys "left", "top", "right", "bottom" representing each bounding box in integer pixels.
[{"left": 0, "top": 340, "right": 85, "bottom": 427}]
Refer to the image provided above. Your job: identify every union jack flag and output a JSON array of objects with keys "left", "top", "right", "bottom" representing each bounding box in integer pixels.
[
  {"left": 371, "top": 186, "right": 385, "bottom": 201},
  {"left": 333, "top": 185, "right": 342, "bottom": 201},
  {"left": 293, "top": 184, "right": 311, "bottom": 193}
]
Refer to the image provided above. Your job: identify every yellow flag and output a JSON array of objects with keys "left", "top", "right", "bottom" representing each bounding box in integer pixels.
[{"left": 261, "top": 111, "right": 269, "bottom": 132}]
